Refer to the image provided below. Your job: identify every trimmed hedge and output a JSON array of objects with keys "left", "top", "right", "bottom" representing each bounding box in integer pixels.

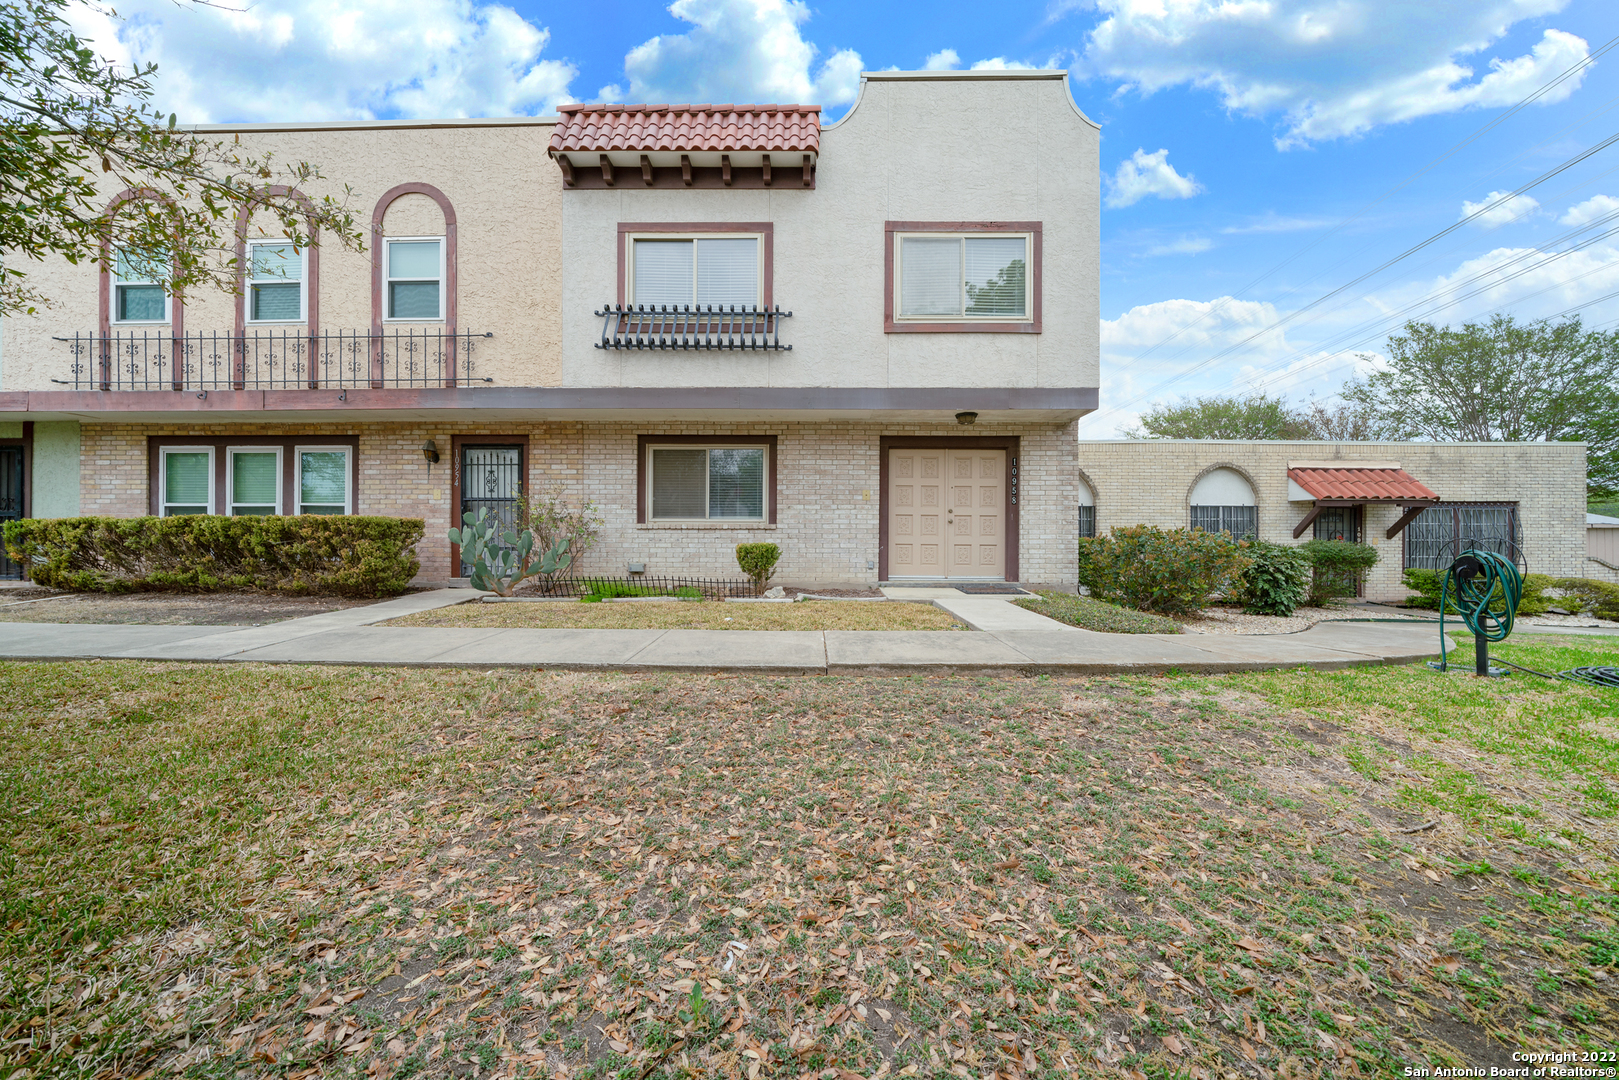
[
  {"left": 1299, "top": 539, "right": 1379, "bottom": 607},
  {"left": 1402, "top": 568, "right": 1555, "bottom": 616},
  {"left": 2, "top": 515, "right": 423, "bottom": 598},
  {"left": 1077, "top": 525, "right": 1252, "bottom": 616}
]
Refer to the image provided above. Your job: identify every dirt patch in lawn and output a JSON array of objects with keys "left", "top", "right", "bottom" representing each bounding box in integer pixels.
[
  {"left": 0, "top": 586, "right": 392, "bottom": 625},
  {"left": 384, "top": 598, "right": 969, "bottom": 631},
  {"left": 1, "top": 663, "right": 1612, "bottom": 1080}
]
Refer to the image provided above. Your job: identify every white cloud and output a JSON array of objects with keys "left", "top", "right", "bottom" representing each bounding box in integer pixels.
[
  {"left": 1105, "top": 148, "right": 1203, "bottom": 209},
  {"left": 924, "top": 49, "right": 961, "bottom": 71},
  {"left": 611, "top": 0, "right": 862, "bottom": 107},
  {"left": 1146, "top": 236, "right": 1213, "bottom": 256},
  {"left": 1220, "top": 213, "right": 1334, "bottom": 235},
  {"left": 1460, "top": 190, "right": 1540, "bottom": 227},
  {"left": 969, "top": 57, "right": 1040, "bottom": 71},
  {"left": 1561, "top": 194, "right": 1619, "bottom": 227},
  {"left": 74, "top": 0, "right": 576, "bottom": 122},
  {"left": 1080, "top": 0, "right": 1590, "bottom": 148}
]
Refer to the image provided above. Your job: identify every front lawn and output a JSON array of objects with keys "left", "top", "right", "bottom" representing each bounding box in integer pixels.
[
  {"left": 386, "top": 598, "right": 969, "bottom": 631},
  {"left": 1, "top": 645, "right": 1614, "bottom": 1078}
]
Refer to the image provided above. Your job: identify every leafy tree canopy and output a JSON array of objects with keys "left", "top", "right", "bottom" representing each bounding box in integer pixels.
[
  {"left": 1126, "top": 393, "right": 1310, "bottom": 440},
  {"left": 0, "top": 0, "right": 363, "bottom": 315}
]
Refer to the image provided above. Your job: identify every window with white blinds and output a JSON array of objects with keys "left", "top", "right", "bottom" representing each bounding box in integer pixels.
[
  {"left": 631, "top": 237, "right": 760, "bottom": 309},
  {"left": 648, "top": 444, "right": 767, "bottom": 521},
  {"left": 896, "top": 233, "right": 1030, "bottom": 320}
]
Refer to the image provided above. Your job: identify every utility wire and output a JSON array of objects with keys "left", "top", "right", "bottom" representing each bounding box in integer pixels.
[{"left": 1102, "top": 32, "right": 1619, "bottom": 380}]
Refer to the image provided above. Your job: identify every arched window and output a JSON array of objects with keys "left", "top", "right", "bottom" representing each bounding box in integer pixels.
[
  {"left": 233, "top": 186, "right": 321, "bottom": 339},
  {"left": 1189, "top": 467, "right": 1256, "bottom": 537},
  {"left": 99, "top": 189, "right": 185, "bottom": 338},
  {"left": 1078, "top": 477, "right": 1096, "bottom": 538}
]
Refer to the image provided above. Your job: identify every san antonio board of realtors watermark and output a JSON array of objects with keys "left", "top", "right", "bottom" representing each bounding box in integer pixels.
[{"left": 1404, "top": 1052, "right": 1617, "bottom": 1078}]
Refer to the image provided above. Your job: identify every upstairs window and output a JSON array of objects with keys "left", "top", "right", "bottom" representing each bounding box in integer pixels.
[
  {"left": 631, "top": 237, "right": 759, "bottom": 309},
  {"left": 648, "top": 444, "right": 766, "bottom": 521},
  {"left": 114, "top": 248, "right": 170, "bottom": 323},
  {"left": 248, "top": 242, "right": 305, "bottom": 322},
  {"left": 896, "top": 233, "right": 1029, "bottom": 320},
  {"left": 386, "top": 239, "right": 443, "bottom": 320}
]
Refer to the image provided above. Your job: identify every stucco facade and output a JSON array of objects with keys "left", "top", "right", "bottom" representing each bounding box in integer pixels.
[{"left": 1077, "top": 440, "right": 1589, "bottom": 600}]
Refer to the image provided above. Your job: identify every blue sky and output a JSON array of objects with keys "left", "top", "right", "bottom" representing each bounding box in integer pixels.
[{"left": 77, "top": 0, "right": 1619, "bottom": 433}]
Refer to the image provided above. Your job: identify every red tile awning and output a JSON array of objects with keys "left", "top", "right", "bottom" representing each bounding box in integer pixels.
[
  {"left": 1288, "top": 465, "right": 1440, "bottom": 539},
  {"left": 550, "top": 104, "right": 821, "bottom": 156}
]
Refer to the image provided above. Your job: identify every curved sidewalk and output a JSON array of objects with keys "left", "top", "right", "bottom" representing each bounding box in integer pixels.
[{"left": 0, "top": 589, "right": 1446, "bottom": 675}]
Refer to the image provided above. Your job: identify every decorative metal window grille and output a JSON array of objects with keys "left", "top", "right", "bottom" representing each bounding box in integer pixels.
[
  {"left": 1404, "top": 504, "right": 1520, "bottom": 570},
  {"left": 1190, "top": 505, "right": 1256, "bottom": 538},
  {"left": 1077, "top": 505, "right": 1096, "bottom": 539},
  {"left": 458, "top": 445, "right": 524, "bottom": 576},
  {"left": 595, "top": 305, "right": 792, "bottom": 350}
]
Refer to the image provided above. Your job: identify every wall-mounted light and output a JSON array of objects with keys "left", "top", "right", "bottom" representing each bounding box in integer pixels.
[
  {"left": 955, "top": 411, "right": 978, "bottom": 426},
  {"left": 421, "top": 439, "right": 440, "bottom": 465}
]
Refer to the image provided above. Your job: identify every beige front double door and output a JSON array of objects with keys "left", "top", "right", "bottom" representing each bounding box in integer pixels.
[{"left": 888, "top": 448, "right": 1006, "bottom": 579}]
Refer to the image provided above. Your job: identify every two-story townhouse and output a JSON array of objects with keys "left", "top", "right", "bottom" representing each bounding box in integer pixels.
[{"left": 0, "top": 69, "right": 1099, "bottom": 587}]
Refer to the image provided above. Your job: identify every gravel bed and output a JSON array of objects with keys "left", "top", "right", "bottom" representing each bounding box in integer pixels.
[
  {"left": 1520, "top": 613, "right": 1619, "bottom": 629},
  {"left": 1177, "top": 604, "right": 1427, "bottom": 635}
]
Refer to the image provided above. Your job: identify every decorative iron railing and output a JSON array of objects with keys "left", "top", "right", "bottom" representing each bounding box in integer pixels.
[
  {"left": 594, "top": 304, "right": 792, "bottom": 351},
  {"left": 53, "top": 329, "right": 494, "bottom": 391}
]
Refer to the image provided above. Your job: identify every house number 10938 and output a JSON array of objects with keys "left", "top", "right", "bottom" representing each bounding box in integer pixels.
[{"left": 1010, "top": 457, "right": 1018, "bottom": 505}]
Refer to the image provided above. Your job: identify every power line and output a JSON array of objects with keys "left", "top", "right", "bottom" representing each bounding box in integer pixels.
[{"left": 1102, "top": 31, "right": 1619, "bottom": 380}]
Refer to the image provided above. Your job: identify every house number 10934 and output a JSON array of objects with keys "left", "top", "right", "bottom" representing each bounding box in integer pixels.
[{"left": 1010, "top": 457, "right": 1018, "bottom": 505}]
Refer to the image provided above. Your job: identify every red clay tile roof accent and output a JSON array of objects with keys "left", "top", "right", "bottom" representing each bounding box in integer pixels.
[
  {"left": 550, "top": 104, "right": 821, "bottom": 155},
  {"left": 1289, "top": 466, "right": 1439, "bottom": 502}
]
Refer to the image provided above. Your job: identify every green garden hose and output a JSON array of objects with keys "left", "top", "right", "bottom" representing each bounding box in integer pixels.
[
  {"left": 1430, "top": 547, "right": 1619, "bottom": 685},
  {"left": 1432, "top": 548, "right": 1522, "bottom": 673}
]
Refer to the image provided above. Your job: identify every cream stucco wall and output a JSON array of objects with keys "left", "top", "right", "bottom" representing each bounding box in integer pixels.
[
  {"left": 0, "top": 120, "right": 562, "bottom": 393},
  {"left": 1077, "top": 440, "right": 1588, "bottom": 601},
  {"left": 558, "top": 71, "right": 1101, "bottom": 392}
]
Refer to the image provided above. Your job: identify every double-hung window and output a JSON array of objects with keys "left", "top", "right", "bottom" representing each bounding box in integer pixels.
[
  {"left": 248, "top": 242, "right": 305, "bottom": 322},
  {"left": 114, "top": 248, "right": 170, "bottom": 323},
  {"left": 160, "top": 447, "right": 213, "bottom": 516},
  {"left": 228, "top": 447, "right": 282, "bottom": 516},
  {"left": 895, "top": 233, "right": 1030, "bottom": 321},
  {"left": 386, "top": 239, "right": 443, "bottom": 320},
  {"left": 630, "top": 236, "right": 759, "bottom": 310},
  {"left": 648, "top": 444, "right": 766, "bottom": 521},
  {"left": 297, "top": 447, "right": 352, "bottom": 515}
]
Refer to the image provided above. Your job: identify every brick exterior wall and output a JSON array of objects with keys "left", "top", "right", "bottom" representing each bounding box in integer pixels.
[
  {"left": 76, "top": 419, "right": 1082, "bottom": 585},
  {"left": 1077, "top": 440, "right": 1588, "bottom": 600}
]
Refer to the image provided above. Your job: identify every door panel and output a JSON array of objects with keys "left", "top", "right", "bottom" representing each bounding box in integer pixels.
[{"left": 888, "top": 448, "right": 1004, "bottom": 579}]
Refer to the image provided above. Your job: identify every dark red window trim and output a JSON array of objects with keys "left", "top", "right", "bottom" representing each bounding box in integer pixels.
[
  {"left": 233, "top": 186, "right": 322, "bottom": 345},
  {"left": 878, "top": 435, "right": 1020, "bottom": 582},
  {"left": 636, "top": 434, "right": 778, "bottom": 524},
  {"left": 448, "top": 435, "right": 529, "bottom": 573},
  {"left": 146, "top": 435, "right": 360, "bottom": 517},
  {"left": 616, "top": 222, "right": 774, "bottom": 307},
  {"left": 883, "top": 221, "right": 1042, "bottom": 334}
]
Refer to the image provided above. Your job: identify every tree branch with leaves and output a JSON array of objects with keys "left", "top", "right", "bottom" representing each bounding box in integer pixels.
[{"left": 0, "top": 0, "right": 364, "bottom": 315}]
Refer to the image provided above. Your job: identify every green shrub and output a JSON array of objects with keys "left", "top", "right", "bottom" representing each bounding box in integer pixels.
[
  {"left": 1300, "top": 539, "right": 1380, "bottom": 607},
  {"left": 1236, "top": 541, "right": 1311, "bottom": 616},
  {"left": 1402, "top": 567, "right": 1555, "bottom": 615},
  {"left": 1014, "top": 591, "right": 1181, "bottom": 634},
  {"left": 1076, "top": 525, "right": 1252, "bottom": 616},
  {"left": 1550, "top": 577, "right": 1619, "bottom": 620},
  {"left": 735, "top": 543, "right": 781, "bottom": 592},
  {"left": 2, "top": 515, "right": 422, "bottom": 598}
]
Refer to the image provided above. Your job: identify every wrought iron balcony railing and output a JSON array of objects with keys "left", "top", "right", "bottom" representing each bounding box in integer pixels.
[
  {"left": 594, "top": 304, "right": 792, "bottom": 351},
  {"left": 54, "top": 329, "right": 494, "bottom": 391}
]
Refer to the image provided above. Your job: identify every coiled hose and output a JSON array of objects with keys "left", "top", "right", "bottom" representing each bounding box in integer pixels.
[{"left": 1433, "top": 548, "right": 1619, "bottom": 685}]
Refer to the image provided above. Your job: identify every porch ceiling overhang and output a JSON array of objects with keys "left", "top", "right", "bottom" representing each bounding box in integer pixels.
[
  {"left": 0, "top": 386, "right": 1097, "bottom": 424},
  {"left": 1286, "top": 462, "right": 1441, "bottom": 539}
]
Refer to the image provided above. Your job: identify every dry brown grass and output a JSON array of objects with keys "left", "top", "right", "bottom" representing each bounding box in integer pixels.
[{"left": 385, "top": 598, "right": 968, "bottom": 631}]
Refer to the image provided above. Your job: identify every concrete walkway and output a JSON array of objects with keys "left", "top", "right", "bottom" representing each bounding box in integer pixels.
[{"left": 0, "top": 588, "right": 1452, "bottom": 675}]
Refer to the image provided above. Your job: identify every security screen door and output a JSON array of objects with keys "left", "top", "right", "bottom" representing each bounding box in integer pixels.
[
  {"left": 0, "top": 447, "right": 21, "bottom": 580},
  {"left": 459, "top": 445, "right": 523, "bottom": 576},
  {"left": 887, "top": 448, "right": 1005, "bottom": 579}
]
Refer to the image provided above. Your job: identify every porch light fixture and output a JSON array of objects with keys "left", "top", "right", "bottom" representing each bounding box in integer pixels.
[
  {"left": 955, "top": 411, "right": 978, "bottom": 426},
  {"left": 420, "top": 439, "right": 440, "bottom": 464}
]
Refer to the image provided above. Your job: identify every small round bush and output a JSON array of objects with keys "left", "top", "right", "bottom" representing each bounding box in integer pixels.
[{"left": 1237, "top": 540, "right": 1310, "bottom": 616}]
